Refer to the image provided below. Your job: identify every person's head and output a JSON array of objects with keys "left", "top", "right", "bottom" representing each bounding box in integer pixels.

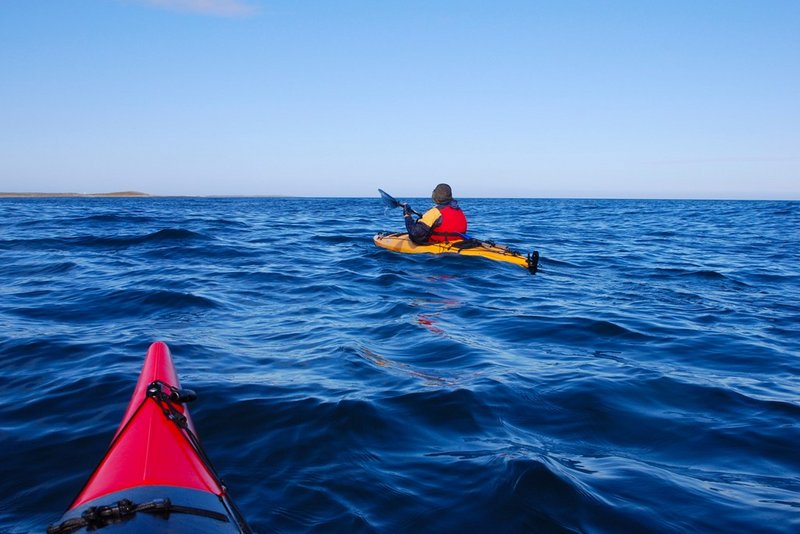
[{"left": 432, "top": 183, "right": 453, "bottom": 204}]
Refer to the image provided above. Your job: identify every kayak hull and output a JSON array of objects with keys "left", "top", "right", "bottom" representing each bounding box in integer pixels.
[
  {"left": 374, "top": 232, "right": 539, "bottom": 273},
  {"left": 49, "top": 342, "right": 250, "bottom": 533}
]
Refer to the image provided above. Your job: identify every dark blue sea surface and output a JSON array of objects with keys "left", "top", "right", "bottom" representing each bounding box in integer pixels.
[{"left": 1, "top": 197, "right": 799, "bottom": 533}]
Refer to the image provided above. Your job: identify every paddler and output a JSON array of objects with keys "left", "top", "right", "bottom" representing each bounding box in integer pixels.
[{"left": 404, "top": 183, "right": 468, "bottom": 245}]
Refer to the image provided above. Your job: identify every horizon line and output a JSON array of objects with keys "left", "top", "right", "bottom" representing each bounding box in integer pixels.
[{"left": 1, "top": 192, "right": 797, "bottom": 202}]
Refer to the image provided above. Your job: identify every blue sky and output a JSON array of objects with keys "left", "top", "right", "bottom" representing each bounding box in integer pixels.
[{"left": 1, "top": 0, "right": 798, "bottom": 198}]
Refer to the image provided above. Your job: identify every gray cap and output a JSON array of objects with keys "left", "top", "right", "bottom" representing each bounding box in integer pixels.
[{"left": 432, "top": 183, "right": 453, "bottom": 204}]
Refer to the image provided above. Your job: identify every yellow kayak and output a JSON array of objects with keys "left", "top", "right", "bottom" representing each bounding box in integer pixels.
[{"left": 373, "top": 233, "right": 539, "bottom": 274}]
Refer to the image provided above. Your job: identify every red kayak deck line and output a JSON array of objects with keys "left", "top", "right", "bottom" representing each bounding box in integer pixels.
[{"left": 71, "top": 341, "right": 221, "bottom": 508}]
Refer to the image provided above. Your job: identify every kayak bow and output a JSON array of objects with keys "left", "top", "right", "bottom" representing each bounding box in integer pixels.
[
  {"left": 48, "top": 342, "right": 251, "bottom": 533},
  {"left": 374, "top": 232, "right": 539, "bottom": 274}
]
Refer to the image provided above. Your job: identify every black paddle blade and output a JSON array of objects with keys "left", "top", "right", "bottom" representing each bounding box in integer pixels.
[
  {"left": 527, "top": 251, "right": 540, "bottom": 274},
  {"left": 378, "top": 189, "right": 401, "bottom": 209}
]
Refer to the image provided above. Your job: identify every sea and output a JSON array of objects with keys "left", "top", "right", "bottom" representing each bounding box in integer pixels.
[{"left": 1, "top": 197, "right": 798, "bottom": 533}]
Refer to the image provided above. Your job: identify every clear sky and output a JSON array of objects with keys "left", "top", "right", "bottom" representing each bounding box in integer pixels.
[{"left": 1, "top": 0, "right": 798, "bottom": 198}]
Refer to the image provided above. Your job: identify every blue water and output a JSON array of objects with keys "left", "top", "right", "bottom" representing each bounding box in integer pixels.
[{"left": 1, "top": 197, "right": 799, "bottom": 533}]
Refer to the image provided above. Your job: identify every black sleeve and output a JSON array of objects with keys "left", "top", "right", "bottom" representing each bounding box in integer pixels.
[{"left": 405, "top": 215, "right": 437, "bottom": 244}]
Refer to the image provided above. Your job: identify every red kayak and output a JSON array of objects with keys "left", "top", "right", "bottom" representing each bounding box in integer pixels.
[{"left": 48, "top": 341, "right": 251, "bottom": 533}]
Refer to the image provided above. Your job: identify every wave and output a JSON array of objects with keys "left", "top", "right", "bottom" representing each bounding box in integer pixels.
[
  {"left": 81, "top": 213, "right": 155, "bottom": 224},
  {"left": 0, "top": 261, "right": 77, "bottom": 278},
  {"left": 682, "top": 269, "right": 728, "bottom": 280},
  {"left": 10, "top": 288, "right": 219, "bottom": 322},
  {"left": 0, "top": 228, "right": 210, "bottom": 251}
]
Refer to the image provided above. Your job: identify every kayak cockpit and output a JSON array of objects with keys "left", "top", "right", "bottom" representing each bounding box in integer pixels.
[{"left": 48, "top": 485, "right": 245, "bottom": 533}]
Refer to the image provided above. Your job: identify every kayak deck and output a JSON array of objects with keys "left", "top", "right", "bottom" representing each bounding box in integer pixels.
[
  {"left": 374, "top": 232, "right": 539, "bottom": 274},
  {"left": 71, "top": 343, "right": 218, "bottom": 508},
  {"left": 49, "top": 342, "right": 250, "bottom": 533}
]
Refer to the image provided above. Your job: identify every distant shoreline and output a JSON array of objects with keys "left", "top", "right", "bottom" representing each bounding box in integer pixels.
[
  {"left": 0, "top": 193, "right": 289, "bottom": 199},
  {"left": 0, "top": 191, "right": 151, "bottom": 198}
]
